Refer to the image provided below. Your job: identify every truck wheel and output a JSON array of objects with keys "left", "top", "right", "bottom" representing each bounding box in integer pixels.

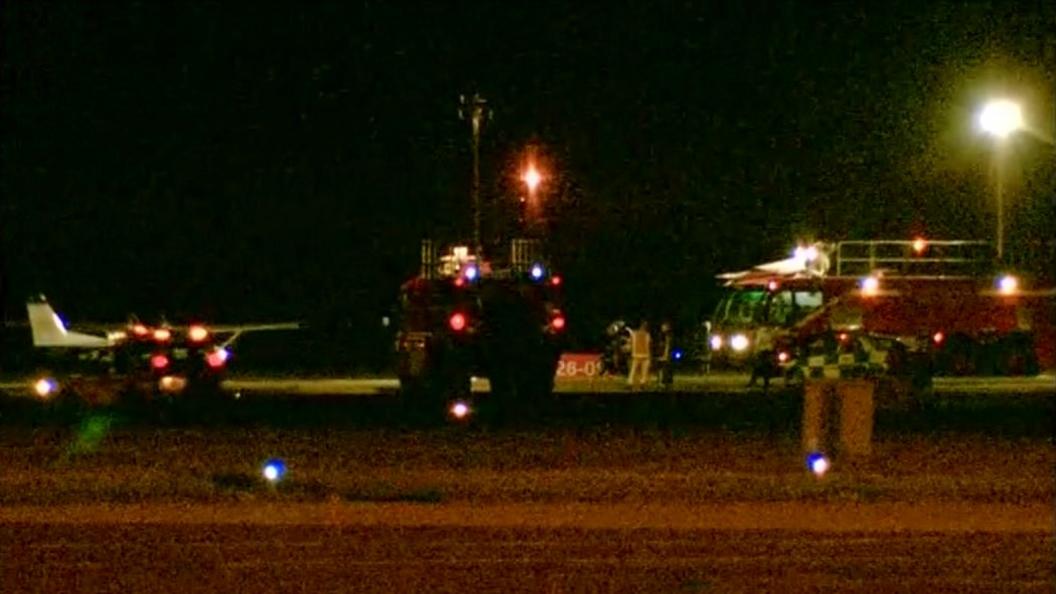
[
  {"left": 399, "top": 373, "right": 442, "bottom": 423},
  {"left": 783, "top": 365, "right": 805, "bottom": 387},
  {"left": 998, "top": 337, "right": 1039, "bottom": 377},
  {"left": 400, "top": 362, "right": 470, "bottom": 423},
  {"left": 516, "top": 354, "right": 558, "bottom": 417},
  {"left": 944, "top": 335, "right": 976, "bottom": 376}
]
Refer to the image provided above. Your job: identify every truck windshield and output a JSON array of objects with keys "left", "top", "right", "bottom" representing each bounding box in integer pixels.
[
  {"left": 714, "top": 289, "right": 767, "bottom": 326},
  {"left": 767, "top": 289, "right": 824, "bottom": 326}
]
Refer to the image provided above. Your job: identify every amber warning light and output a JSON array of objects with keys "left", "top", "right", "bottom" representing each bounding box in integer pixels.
[{"left": 188, "top": 325, "right": 209, "bottom": 342}]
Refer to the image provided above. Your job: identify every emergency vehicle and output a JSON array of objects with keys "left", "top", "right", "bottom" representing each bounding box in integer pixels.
[
  {"left": 708, "top": 239, "right": 1055, "bottom": 377},
  {"left": 394, "top": 239, "right": 566, "bottom": 418}
]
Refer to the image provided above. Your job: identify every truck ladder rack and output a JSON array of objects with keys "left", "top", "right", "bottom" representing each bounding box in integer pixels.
[{"left": 834, "top": 239, "right": 991, "bottom": 278}]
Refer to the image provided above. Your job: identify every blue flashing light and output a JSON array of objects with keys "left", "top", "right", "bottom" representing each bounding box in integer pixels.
[
  {"left": 463, "top": 265, "right": 479, "bottom": 281},
  {"left": 530, "top": 263, "right": 545, "bottom": 281},
  {"left": 805, "top": 451, "right": 830, "bottom": 477},
  {"left": 262, "top": 458, "right": 287, "bottom": 483},
  {"left": 672, "top": 348, "right": 684, "bottom": 361}
]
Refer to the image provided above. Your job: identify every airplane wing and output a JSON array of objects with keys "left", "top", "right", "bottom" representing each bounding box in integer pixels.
[
  {"left": 206, "top": 322, "right": 302, "bottom": 348},
  {"left": 26, "top": 297, "right": 300, "bottom": 350},
  {"left": 207, "top": 322, "right": 302, "bottom": 333}
]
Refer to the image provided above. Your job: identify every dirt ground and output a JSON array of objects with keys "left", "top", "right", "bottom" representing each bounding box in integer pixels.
[
  {"left": 0, "top": 426, "right": 1051, "bottom": 506},
  {"left": 1, "top": 424, "right": 1052, "bottom": 591}
]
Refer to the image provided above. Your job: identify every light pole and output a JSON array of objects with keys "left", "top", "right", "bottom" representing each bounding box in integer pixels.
[
  {"left": 459, "top": 93, "right": 490, "bottom": 257},
  {"left": 977, "top": 99, "right": 1024, "bottom": 261}
]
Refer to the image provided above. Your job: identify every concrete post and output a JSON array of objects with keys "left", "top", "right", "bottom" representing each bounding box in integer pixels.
[{"left": 802, "top": 378, "right": 876, "bottom": 460}]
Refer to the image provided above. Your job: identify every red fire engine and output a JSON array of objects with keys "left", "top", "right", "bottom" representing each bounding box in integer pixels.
[{"left": 709, "top": 239, "right": 1056, "bottom": 376}]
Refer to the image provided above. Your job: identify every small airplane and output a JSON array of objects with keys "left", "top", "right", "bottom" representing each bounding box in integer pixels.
[
  {"left": 15, "top": 295, "right": 300, "bottom": 402},
  {"left": 26, "top": 296, "right": 300, "bottom": 349}
]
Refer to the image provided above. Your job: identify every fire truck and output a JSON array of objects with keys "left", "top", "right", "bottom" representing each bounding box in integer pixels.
[
  {"left": 708, "top": 239, "right": 1056, "bottom": 378},
  {"left": 394, "top": 239, "right": 567, "bottom": 418}
]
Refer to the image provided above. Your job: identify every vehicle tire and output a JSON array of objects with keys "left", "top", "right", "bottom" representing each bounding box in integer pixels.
[
  {"left": 516, "top": 350, "right": 559, "bottom": 418},
  {"left": 944, "top": 335, "right": 976, "bottom": 376},
  {"left": 399, "top": 372, "right": 443, "bottom": 424},
  {"left": 783, "top": 365, "right": 805, "bottom": 388},
  {"left": 998, "top": 335, "right": 1040, "bottom": 377},
  {"left": 400, "top": 357, "right": 469, "bottom": 424},
  {"left": 487, "top": 356, "right": 544, "bottom": 425}
]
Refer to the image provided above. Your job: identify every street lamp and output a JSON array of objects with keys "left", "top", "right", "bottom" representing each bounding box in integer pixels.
[
  {"left": 977, "top": 98, "right": 1024, "bottom": 262},
  {"left": 978, "top": 99, "right": 1023, "bottom": 138},
  {"left": 521, "top": 164, "right": 543, "bottom": 195},
  {"left": 518, "top": 156, "right": 547, "bottom": 232}
]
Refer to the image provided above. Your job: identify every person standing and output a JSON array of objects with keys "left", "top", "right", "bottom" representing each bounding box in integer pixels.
[
  {"left": 627, "top": 320, "right": 652, "bottom": 390},
  {"left": 656, "top": 320, "right": 674, "bottom": 389}
]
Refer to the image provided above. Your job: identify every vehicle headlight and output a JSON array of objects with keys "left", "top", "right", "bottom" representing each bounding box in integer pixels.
[
  {"left": 709, "top": 335, "right": 723, "bottom": 350},
  {"left": 33, "top": 377, "right": 59, "bottom": 399},
  {"left": 730, "top": 334, "right": 750, "bottom": 352},
  {"left": 998, "top": 274, "right": 1018, "bottom": 295}
]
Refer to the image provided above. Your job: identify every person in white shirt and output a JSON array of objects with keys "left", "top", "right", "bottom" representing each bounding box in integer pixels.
[{"left": 627, "top": 320, "right": 652, "bottom": 390}]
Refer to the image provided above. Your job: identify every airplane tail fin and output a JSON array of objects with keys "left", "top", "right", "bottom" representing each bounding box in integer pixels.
[{"left": 26, "top": 297, "right": 108, "bottom": 348}]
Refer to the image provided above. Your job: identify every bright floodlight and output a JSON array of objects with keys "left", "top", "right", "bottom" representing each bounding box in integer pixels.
[
  {"left": 979, "top": 99, "right": 1023, "bottom": 138},
  {"left": 806, "top": 452, "right": 830, "bottom": 477},
  {"left": 998, "top": 274, "right": 1019, "bottom": 295},
  {"left": 450, "top": 401, "right": 471, "bottom": 420},
  {"left": 262, "top": 458, "right": 286, "bottom": 483},
  {"left": 793, "top": 245, "right": 818, "bottom": 263},
  {"left": 521, "top": 165, "right": 542, "bottom": 193},
  {"left": 861, "top": 275, "right": 880, "bottom": 296}
]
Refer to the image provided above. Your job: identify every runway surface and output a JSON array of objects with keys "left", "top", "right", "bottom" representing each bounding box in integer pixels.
[
  {"left": 216, "top": 373, "right": 1056, "bottom": 397},
  {"left": 2, "top": 372, "right": 1053, "bottom": 399},
  {"left": 2, "top": 502, "right": 1052, "bottom": 593}
]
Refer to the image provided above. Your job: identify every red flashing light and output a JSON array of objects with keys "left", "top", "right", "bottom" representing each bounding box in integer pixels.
[
  {"left": 767, "top": 280, "right": 779, "bottom": 292},
  {"left": 454, "top": 277, "right": 465, "bottom": 287},
  {"left": 837, "top": 332, "right": 849, "bottom": 343},
  {"left": 932, "top": 331, "right": 945, "bottom": 345},
  {"left": 550, "top": 275, "right": 562, "bottom": 286},
  {"left": 913, "top": 237, "right": 927, "bottom": 254},
  {"left": 150, "top": 354, "right": 170, "bottom": 370},
  {"left": 206, "top": 348, "right": 229, "bottom": 369},
  {"left": 551, "top": 315, "right": 566, "bottom": 331},
  {"left": 449, "top": 312, "right": 467, "bottom": 332},
  {"left": 777, "top": 351, "right": 790, "bottom": 363}
]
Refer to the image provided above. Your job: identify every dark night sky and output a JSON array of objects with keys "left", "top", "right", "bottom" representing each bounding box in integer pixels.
[{"left": 2, "top": 2, "right": 1054, "bottom": 338}]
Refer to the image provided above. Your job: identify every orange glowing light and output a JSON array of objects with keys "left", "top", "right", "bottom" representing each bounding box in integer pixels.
[{"left": 521, "top": 164, "right": 543, "bottom": 193}]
